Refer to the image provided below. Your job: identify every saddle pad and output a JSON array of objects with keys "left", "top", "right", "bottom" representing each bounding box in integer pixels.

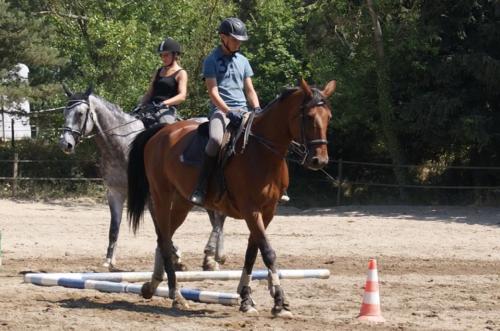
[{"left": 180, "top": 124, "right": 209, "bottom": 166}]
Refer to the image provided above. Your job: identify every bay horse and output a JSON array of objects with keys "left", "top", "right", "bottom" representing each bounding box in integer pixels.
[
  {"left": 58, "top": 85, "right": 227, "bottom": 271},
  {"left": 127, "top": 78, "right": 336, "bottom": 317}
]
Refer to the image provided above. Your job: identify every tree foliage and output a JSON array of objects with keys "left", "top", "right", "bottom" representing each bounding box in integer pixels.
[
  {"left": 2, "top": 0, "right": 500, "bottom": 204},
  {"left": 0, "top": 0, "right": 65, "bottom": 108}
]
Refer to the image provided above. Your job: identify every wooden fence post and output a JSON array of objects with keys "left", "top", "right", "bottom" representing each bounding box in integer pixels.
[
  {"left": 12, "top": 152, "right": 18, "bottom": 197},
  {"left": 11, "top": 118, "right": 17, "bottom": 197}
]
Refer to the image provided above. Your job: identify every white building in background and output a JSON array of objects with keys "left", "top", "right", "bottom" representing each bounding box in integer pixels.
[{"left": 0, "top": 63, "right": 32, "bottom": 141}]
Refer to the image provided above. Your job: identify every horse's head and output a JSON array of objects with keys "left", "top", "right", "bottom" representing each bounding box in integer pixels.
[
  {"left": 290, "top": 78, "right": 336, "bottom": 170},
  {"left": 59, "top": 84, "right": 95, "bottom": 154}
]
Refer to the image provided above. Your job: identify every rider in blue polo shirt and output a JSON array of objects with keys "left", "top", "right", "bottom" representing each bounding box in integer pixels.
[{"left": 190, "top": 17, "right": 261, "bottom": 205}]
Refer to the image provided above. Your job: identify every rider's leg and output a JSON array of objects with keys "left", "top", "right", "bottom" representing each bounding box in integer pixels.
[{"left": 189, "top": 111, "right": 228, "bottom": 205}]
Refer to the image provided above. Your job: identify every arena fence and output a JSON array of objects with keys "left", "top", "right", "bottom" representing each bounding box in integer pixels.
[{"left": 1, "top": 157, "right": 500, "bottom": 205}]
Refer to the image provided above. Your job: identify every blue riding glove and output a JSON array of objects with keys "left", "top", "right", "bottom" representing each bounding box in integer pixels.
[{"left": 253, "top": 106, "right": 263, "bottom": 114}]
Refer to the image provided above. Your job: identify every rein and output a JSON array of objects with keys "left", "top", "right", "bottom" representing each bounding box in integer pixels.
[
  {"left": 247, "top": 91, "right": 329, "bottom": 166},
  {"left": 85, "top": 119, "right": 143, "bottom": 140},
  {"left": 62, "top": 98, "right": 143, "bottom": 143}
]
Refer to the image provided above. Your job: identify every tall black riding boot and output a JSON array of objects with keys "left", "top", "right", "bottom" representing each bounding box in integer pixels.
[{"left": 189, "top": 153, "right": 217, "bottom": 206}]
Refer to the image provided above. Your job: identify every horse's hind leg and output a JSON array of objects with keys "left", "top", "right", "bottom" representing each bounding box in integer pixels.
[
  {"left": 103, "top": 188, "right": 125, "bottom": 270},
  {"left": 148, "top": 199, "right": 187, "bottom": 271},
  {"left": 143, "top": 191, "right": 191, "bottom": 309},
  {"left": 203, "top": 210, "right": 226, "bottom": 271}
]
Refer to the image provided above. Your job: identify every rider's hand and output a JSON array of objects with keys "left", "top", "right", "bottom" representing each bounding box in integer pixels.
[
  {"left": 131, "top": 105, "right": 142, "bottom": 114},
  {"left": 253, "top": 106, "right": 262, "bottom": 114},
  {"left": 152, "top": 101, "right": 163, "bottom": 109},
  {"left": 227, "top": 110, "right": 243, "bottom": 128}
]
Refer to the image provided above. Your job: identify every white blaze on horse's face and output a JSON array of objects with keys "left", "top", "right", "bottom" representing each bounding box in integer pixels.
[
  {"left": 59, "top": 98, "right": 94, "bottom": 154},
  {"left": 305, "top": 102, "right": 332, "bottom": 170}
]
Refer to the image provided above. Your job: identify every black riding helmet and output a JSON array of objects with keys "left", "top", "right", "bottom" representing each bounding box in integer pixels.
[
  {"left": 218, "top": 17, "right": 248, "bottom": 41},
  {"left": 157, "top": 37, "right": 182, "bottom": 54}
]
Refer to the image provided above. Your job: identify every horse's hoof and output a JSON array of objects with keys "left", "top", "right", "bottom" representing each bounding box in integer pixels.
[
  {"left": 174, "top": 262, "right": 188, "bottom": 271},
  {"left": 103, "top": 258, "right": 118, "bottom": 271},
  {"left": 217, "top": 255, "right": 227, "bottom": 265},
  {"left": 240, "top": 305, "right": 259, "bottom": 316},
  {"left": 141, "top": 282, "right": 155, "bottom": 299},
  {"left": 102, "top": 258, "right": 111, "bottom": 268},
  {"left": 172, "top": 297, "right": 190, "bottom": 309},
  {"left": 202, "top": 256, "right": 220, "bottom": 271},
  {"left": 203, "top": 262, "right": 220, "bottom": 271},
  {"left": 272, "top": 308, "right": 294, "bottom": 319}
]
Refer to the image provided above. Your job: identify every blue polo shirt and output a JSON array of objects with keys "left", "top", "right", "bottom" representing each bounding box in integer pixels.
[{"left": 203, "top": 46, "right": 254, "bottom": 114}]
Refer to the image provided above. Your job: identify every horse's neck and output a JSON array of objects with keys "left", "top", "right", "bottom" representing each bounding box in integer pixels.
[
  {"left": 252, "top": 92, "right": 301, "bottom": 155},
  {"left": 91, "top": 97, "right": 133, "bottom": 132},
  {"left": 90, "top": 96, "right": 141, "bottom": 162}
]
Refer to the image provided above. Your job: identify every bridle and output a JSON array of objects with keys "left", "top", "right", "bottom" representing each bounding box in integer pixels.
[
  {"left": 290, "top": 93, "right": 330, "bottom": 165},
  {"left": 61, "top": 99, "right": 92, "bottom": 144},
  {"left": 249, "top": 90, "right": 330, "bottom": 166}
]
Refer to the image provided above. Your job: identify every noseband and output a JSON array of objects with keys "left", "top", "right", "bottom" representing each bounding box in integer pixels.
[{"left": 62, "top": 99, "right": 92, "bottom": 143}]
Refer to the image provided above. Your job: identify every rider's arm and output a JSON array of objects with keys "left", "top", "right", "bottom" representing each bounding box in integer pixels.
[
  {"left": 244, "top": 77, "right": 260, "bottom": 109},
  {"left": 140, "top": 71, "right": 157, "bottom": 105},
  {"left": 206, "top": 78, "right": 231, "bottom": 113},
  {"left": 162, "top": 70, "right": 188, "bottom": 107}
]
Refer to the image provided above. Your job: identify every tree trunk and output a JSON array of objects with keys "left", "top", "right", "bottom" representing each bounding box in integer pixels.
[{"left": 366, "top": 0, "right": 408, "bottom": 200}]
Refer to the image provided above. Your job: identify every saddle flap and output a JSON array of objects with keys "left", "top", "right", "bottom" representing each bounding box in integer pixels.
[{"left": 180, "top": 123, "right": 209, "bottom": 166}]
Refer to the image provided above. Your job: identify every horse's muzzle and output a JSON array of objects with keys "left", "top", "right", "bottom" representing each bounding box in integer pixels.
[
  {"left": 59, "top": 133, "right": 76, "bottom": 155},
  {"left": 307, "top": 155, "right": 329, "bottom": 170}
]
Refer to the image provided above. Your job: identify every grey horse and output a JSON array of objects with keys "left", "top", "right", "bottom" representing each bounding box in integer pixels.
[{"left": 58, "top": 85, "right": 226, "bottom": 271}]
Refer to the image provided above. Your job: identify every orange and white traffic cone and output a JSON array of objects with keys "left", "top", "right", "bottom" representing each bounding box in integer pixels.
[{"left": 357, "top": 258, "right": 385, "bottom": 323}]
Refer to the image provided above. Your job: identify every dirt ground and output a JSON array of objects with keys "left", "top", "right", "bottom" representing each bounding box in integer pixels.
[{"left": 0, "top": 199, "right": 499, "bottom": 330}]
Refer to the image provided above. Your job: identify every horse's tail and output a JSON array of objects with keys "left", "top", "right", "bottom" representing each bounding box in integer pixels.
[{"left": 127, "top": 125, "right": 164, "bottom": 234}]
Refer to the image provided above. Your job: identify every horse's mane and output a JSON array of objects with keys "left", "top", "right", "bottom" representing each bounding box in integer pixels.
[
  {"left": 67, "top": 92, "right": 125, "bottom": 116},
  {"left": 92, "top": 94, "right": 125, "bottom": 116},
  {"left": 258, "top": 86, "right": 324, "bottom": 116}
]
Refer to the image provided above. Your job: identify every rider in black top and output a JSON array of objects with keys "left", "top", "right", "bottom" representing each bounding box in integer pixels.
[{"left": 138, "top": 37, "right": 188, "bottom": 125}]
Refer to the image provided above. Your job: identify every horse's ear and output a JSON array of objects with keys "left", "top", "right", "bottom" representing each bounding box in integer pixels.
[
  {"left": 62, "top": 83, "right": 73, "bottom": 97},
  {"left": 321, "top": 80, "right": 337, "bottom": 98},
  {"left": 299, "top": 77, "right": 313, "bottom": 98},
  {"left": 84, "top": 84, "right": 93, "bottom": 97}
]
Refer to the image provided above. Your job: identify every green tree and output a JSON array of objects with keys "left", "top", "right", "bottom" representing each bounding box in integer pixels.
[
  {"left": 241, "top": 0, "right": 307, "bottom": 104},
  {"left": 0, "top": 0, "right": 65, "bottom": 111},
  {"left": 12, "top": 0, "right": 234, "bottom": 116}
]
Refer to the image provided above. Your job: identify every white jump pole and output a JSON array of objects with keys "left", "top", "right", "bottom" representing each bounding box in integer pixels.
[{"left": 24, "top": 269, "right": 330, "bottom": 283}]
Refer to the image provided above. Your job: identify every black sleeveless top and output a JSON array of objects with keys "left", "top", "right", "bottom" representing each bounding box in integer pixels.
[{"left": 151, "top": 68, "right": 183, "bottom": 103}]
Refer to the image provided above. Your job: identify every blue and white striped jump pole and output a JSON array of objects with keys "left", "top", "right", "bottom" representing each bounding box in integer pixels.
[
  {"left": 24, "top": 269, "right": 330, "bottom": 283},
  {"left": 24, "top": 269, "right": 330, "bottom": 305},
  {"left": 25, "top": 275, "right": 239, "bottom": 305}
]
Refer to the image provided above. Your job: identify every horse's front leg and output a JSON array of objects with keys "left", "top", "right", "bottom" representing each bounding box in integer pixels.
[
  {"left": 143, "top": 193, "right": 191, "bottom": 309},
  {"left": 237, "top": 235, "right": 259, "bottom": 315},
  {"left": 244, "top": 211, "right": 293, "bottom": 319},
  {"left": 103, "top": 189, "right": 125, "bottom": 270},
  {"left": 203, "top": 210, "right": 226, "bottom": 271}
]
